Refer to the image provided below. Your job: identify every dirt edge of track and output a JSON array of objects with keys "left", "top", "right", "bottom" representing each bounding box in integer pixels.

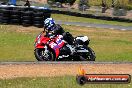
[{"left": 0, "top": 64, "right": 132, "bottom": 79}]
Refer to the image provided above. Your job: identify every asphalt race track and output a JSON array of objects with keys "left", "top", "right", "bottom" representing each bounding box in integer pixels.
[
  {"left": 0, "top": 61, "right": 132, "bottom": 65},
  {"left": 56, "top": 21, "right": 132, "bottom": 30}
]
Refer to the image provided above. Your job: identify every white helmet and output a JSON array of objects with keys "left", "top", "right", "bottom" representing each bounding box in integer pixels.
[{"left": 44, "top": 18, "right": 56, "bottom": 31}]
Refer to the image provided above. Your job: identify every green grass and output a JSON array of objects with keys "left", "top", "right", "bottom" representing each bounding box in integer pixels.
[
  {"left": 51, "top": 14, "right": 132, "bottom": 27},
  {"left": 0, "top": 76, "right": 131, "bottom": 88},
  {"left": 0, "top": 25, "right": 132, "bottom": 62},
  {"left": 63, "top": 25, "right": 132, "bottom": 62},
  {"left": 0, "top": 25, "right": 39, "bottom": 61}
]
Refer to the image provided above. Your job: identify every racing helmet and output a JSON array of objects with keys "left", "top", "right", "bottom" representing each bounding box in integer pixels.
[{"left": 44, "top": 18, "right": 56, "bottom": 32}]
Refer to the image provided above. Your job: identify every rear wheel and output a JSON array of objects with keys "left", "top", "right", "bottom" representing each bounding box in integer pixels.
[
  {"left": 79, "top": 46, "right": 96, "bottom": 61},
  {"left": 87, "top": 47, "right": 96, "bottom": 61},
  {"left": 34, "top": 48, "right": 55, "bottom": 61}
]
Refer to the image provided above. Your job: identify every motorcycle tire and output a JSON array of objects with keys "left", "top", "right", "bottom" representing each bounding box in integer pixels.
[
  {"left": 10, "top": 15, "right": 20, "bottom": 18},
  {"left": 10, "top": 15, "right": 21, "bottom": 20},
  {"left": 34, "top": 23, "right": 43, "bottom": 28},
  {"left": 10, "top": 19, "right": 21, "bottom": 24},
  {"left": 2, "top": 17, "right": 10, "bottom": 20},
  {"left": 34, "top": 49, "right": 55, "bottom": 61},
  {"left": 33, "top": 17, "right": 44, "bottom": 21},
  {"left": 33, "top": 20, "right": 43, "bottom": 24},
  {"left": 33, "top": 12, "right": 44, "bottom": 17},
  {"left": 1, "top": 20, "right": 9, "bottom": 24},
  {"left": 11, "top": 10, "right": 21, "bottom": 15},
  {"left": 0, "top": 13, "right": 3, "bottom": 16},
  {"left": 79, "top": 46, "right": 96, "bottom": 61},
  {"left": 1, "top": 10, "right": 10, "bottom": 17},
  {"left": 2, "top": 10, "right": 10, "bottom": 14},
  {"left": 22, "top": 20, "right": 32, "bottom": 24},
  {"left": 0, "top": 16, "right": 2, "bottom": 23},
  {"left": 2, "top": 12, "right": 10, "bottom": 17},
  {"left": 22, "top": 11, "right": 33, "bottom": 16},
  {"left": 22, "top": 23, "right": 32, "bottom": 27},
  {"left": 22, "top": 16, "right": 32, "bottom": 20},
  {"left": 87, "top": 47, "right": 96, "bottom": 61}
]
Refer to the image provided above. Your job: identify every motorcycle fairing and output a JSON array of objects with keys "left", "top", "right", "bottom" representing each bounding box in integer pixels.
[
  {"left": 76, "top": 36, "right": 89, "bottom": 42},
  {"left": 35, "top": 36, "right": 50, "bottom": 48},
  {"left": 49, "top": 35, "right": 65, "bottom": 58}
]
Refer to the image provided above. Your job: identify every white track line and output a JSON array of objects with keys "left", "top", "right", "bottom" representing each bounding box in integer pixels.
[{"left": 0, "top": 61, "right": 132, "bottom": 65}]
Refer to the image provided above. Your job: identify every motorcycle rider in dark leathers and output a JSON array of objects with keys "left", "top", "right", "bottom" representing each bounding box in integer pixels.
[{"left": 44, "top": 18, "right": 74, "bottom": 45}]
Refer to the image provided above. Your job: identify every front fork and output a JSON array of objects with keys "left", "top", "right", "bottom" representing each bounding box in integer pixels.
[
  {"left": 43, "top": 45, "right": 49, "bottom": 57},
  {"left": 44, "top": 45, "right": 48, "bottom": 53}
]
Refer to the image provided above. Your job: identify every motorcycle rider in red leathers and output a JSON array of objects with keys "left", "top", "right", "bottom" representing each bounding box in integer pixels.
[
  {"left": 34, "top": 18, "right": 96, "bottom": 61},
  {"left": 43, "top": 18, "right": 74, "bottom": 45}
]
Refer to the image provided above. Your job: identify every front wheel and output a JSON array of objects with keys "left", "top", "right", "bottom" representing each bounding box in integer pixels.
[{"left": 34, "top": 48, "right": 55, "bottom": 61}]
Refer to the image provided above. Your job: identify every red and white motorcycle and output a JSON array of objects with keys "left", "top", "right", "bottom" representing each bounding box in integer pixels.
[{"left": 34, "top": 31, "right": 96, "bottom": 61}]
